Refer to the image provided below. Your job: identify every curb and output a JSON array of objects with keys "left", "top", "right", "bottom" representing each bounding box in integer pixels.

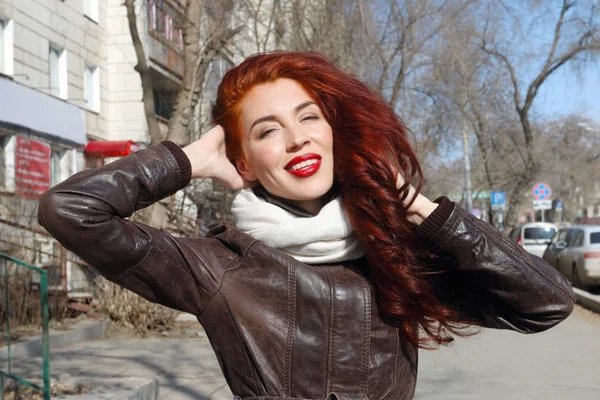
[
  {"left": 54, "top": 377, "right": 159, "bottom": 400},
  {"left": 0, "top": 319, "right": 112, "bottom": 362},
  {"left": 573, "top": 287, "right": 600, "bottom": 314}
]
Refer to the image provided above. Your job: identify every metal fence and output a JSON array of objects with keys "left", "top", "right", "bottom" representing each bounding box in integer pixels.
[{"left": 0, "top": 252, "right": 50, "bottom": 400}]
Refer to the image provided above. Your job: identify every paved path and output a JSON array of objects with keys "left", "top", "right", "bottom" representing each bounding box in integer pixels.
[
  {"left": 415, "top": 306, "right": 600, "bottom": 400},
  {"left": 10, "top": 306, "right": 600, "bottom": 399}
]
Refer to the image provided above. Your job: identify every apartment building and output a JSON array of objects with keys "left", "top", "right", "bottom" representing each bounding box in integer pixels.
[{"left": 0, "top": 0, "right": 187, "bottom": 295}]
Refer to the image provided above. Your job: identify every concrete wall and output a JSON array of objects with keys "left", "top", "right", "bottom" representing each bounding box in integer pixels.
[{"left": 0, "top": 0, "right": 109, "bottom": 140}]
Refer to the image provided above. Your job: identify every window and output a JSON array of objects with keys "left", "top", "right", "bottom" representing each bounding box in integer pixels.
[
  {"left": 84, "top": 64, "right": 100, "bottom": 112},
  {"left": 49, "top": 46, "right": 68, "bottom": 99},
  {"left": 50, "top": 148, "right": 72, "bottom": 186},
  {"left": 83, "top": 0, "right": 99, "bottom": 22},
  {"left": 567, "top": 230, "right": 584, "bottom": 247},
  {"left": 524, "top": 227, "right": 556, "bottom": 240},
  {"left": 0, "top": 19, "right": 14, "bottom": 75},
  {"left": 0, "top": 136, "right": 7, "bottom": 188},
  {"left": 147, "top": 0, "right": 184, "bottom": 52},
  {"left": 555, "top": 229, "right": 570, "bottom": 243},
  {"left": 590, "top": 232, "right": 600, "bottom": 245},
  {"left": 153, "top": 88, "right": 176, "bottom": 121}
]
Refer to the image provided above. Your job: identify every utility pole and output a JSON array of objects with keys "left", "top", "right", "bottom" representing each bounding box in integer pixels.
[{"left": 462, "top": 119, "right": 473, "bottom": 212}]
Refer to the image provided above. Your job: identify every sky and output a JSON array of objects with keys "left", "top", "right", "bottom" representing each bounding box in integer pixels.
[{"left": 535, "top": 61, "right": 600, "bottom": 124}]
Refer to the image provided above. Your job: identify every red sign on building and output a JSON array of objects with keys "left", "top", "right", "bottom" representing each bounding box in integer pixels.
[{"left": 15, "top": 136, "right": 51, "bottom": 198}]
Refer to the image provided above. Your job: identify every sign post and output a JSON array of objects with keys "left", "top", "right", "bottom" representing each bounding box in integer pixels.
[
  {"left": 532, "top": 182, "right": 552, "bottom": 222},
  {"left": 555, "top": 201, "right": 563, "bottom": 223},
  {"left": 491, "top": 191, "right": 506, "bottom": 230}
]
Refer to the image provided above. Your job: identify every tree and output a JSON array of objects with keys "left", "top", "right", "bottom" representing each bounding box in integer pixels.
[
  {"left": 476, "top": 0, "right": 600, "bottom": 226},
  {"left": 124, "top": 0, "right": 242, "bottom": 146}
]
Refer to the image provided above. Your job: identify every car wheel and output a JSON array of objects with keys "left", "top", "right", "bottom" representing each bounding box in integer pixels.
[{"left": 573, "top": 264, "right": 589, "bottom": 291}]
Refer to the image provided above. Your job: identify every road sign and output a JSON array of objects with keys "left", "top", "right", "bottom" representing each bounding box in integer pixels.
[
  {"left": 533, "top": 199, "right": 552, "bottom": 210},
  {"left": 533, "top": 182, "right": 552, "bottom": 200},
  {"left": 555, "top": 201, "right": 563, "bottom": 211},
  {"left": 491, "top": 191, "right": 505, "bottom": 210}
]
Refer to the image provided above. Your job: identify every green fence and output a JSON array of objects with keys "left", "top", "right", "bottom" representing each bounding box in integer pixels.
[{"left": 0, "top": 252, "right": 50, "bottom": 400}]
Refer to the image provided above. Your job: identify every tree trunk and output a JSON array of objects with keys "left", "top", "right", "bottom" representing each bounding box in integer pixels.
[{"left": 124, "top": 0, "right": 163, "bottom": 144}]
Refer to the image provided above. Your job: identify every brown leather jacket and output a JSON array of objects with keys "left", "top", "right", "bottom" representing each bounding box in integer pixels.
[{"left": 38, "top": 142, "right": 575, "bottom": 400}]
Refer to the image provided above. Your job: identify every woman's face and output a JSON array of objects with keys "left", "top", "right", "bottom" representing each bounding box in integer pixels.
[{"left": 237, "top": 78, "right": 334, "bottom": 214}]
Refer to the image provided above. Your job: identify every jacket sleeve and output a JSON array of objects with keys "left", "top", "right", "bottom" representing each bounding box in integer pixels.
[
  {"left": 37, "top": 142, "right": 236, "bottom": 316},
  {"left": 414, "top": 197, "right": 575, "bottom": 333}
]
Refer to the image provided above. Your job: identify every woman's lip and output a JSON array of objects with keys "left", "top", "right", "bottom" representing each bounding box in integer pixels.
[
  {"left": 284, "top": 153, "right": 322, "bottom": 170},
  {"left": 286, "top": 159, "right": 322, "bottom": 178}
]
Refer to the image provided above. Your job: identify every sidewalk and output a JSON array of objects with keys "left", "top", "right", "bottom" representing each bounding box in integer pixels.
[
  {"left": 7, "top": 304, "right": 600, "bottom": 399},
  {"left": 7, "top": 337, "right": 232, "bottom": 400}
]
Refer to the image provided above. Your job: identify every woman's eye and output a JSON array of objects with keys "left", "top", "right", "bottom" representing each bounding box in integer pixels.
[
  {"left": 301, "top": 115, "right": 318, "bottom": 122},
  {"left": 258, "top": 129, "right": 275, "bottom": 139}
]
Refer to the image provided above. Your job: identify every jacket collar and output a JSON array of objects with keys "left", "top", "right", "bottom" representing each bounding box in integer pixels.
[{"left": 251, "top": 185, "right": 338, "bottom": 218}]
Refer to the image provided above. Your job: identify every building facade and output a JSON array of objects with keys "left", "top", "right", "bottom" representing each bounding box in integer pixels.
[{"left": 0, "top": 0, "right": 188, "bottom": 295}]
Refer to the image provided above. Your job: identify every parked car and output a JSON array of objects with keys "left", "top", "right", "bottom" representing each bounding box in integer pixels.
[
  {"left": 553, "top": 225, "right": 600, "bottom": 290},
  {"left": 543, "top": 227, "right": 576, "bottom": 269},
  {"left": 508, "top": 222, "right": 558, "bottom": 258}
]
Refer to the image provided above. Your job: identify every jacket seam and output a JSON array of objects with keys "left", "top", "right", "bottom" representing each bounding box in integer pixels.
[
  {"left": 360, "top": 279, "right": 370, "bottom": 395},
  {"left": 459, "top": 209, "right": 576, "bottom": 301},
  {"left": 112, "top": 241, "right": 154, "bottom": 281},
  {"left": 325, "top": 268, "right": 335, "bottom": 394},
  {"left": 220, "top": 288, "right": 263, "bottom": 395},
  {"left": 197, "top": 247, "right": 247, "bottom": 318},
  {"left": 284, "top": 260, "right": 296, "bottom": 396},
  {"left": 380, "top": 329, "right": 400, "bottom": 400}
]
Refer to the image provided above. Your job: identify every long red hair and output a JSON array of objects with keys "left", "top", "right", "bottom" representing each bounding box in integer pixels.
[{"left": 212, "top": 51, "right": 470, "bottom": 348}]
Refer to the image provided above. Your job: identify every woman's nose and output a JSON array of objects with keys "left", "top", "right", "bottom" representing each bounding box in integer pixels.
[{"left": 286, "top": 127, "right": 310, "bottom": 151}]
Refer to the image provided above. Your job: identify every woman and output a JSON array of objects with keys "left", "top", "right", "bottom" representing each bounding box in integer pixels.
[{"left": 38, "top": 52, "right": 574, "bottom": 400}]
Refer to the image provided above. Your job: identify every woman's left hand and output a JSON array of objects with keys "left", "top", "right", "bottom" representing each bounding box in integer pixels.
[{"left": 396, "top": 173, "right": 438, "bottom": 226}]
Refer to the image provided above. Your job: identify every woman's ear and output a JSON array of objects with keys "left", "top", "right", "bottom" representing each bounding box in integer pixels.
[{"left": 236, "top": 159, "right": 258, "bottom": 182}]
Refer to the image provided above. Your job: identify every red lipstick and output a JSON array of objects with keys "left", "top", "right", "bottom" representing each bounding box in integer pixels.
[{"left": 284, "top": 153, "right": 322, "bottom": 178}]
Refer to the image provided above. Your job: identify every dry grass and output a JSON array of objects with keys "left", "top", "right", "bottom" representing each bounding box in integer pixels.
[
  {"left": 95, "top": 278, "right": 178, "bottom": 337},
  {"left": 2, "top": 380, "right": 91, "bottom": 400}
]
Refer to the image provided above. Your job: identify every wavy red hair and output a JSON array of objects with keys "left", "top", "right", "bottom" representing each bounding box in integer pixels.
[{"left": 212, "top": 51, "right": 471, "bottom": 348}]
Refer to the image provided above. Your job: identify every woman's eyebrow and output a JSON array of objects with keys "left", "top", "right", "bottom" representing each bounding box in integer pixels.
[
  {"left": 295, "top": 100, "right": 317, "bottom": 112},
  {"left": 250, "top": 115, "right": 278, "bottom": 132},
  {"left": 250, "top": 101, "right": 317, "bottom": 132}
]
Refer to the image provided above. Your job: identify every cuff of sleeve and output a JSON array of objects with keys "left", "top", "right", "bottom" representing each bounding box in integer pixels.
[
  {"left": 413, "top": 196, "right": 455, "bottom": 242},
  {"left": 161, "top": 141, "right": 192, "bottom": 189}
]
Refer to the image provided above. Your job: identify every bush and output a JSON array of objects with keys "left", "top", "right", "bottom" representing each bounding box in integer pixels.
[{"left": 95, "top": 278, "right": 178, "bottom": 337}]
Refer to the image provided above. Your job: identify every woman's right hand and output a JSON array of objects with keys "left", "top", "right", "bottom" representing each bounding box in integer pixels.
[{"left": 182, "top": 125, "right": 249, "bottom": 190}]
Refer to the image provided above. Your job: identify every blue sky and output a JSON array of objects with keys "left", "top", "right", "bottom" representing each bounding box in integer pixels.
[{"left": 535, "top": 61, "right": 600, "bottom": 123}]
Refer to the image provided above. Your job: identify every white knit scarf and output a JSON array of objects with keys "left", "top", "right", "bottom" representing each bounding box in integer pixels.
[{"left": 231, "top": 189, "right": 365, "bottom": 264}]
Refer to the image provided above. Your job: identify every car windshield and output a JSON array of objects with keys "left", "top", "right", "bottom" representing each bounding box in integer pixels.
[
  {"left": 524, "top": 227, "right": 556, "bottom": 240},
  {"left": 590, "top": 232, "right": 600, "bottom": 244}
]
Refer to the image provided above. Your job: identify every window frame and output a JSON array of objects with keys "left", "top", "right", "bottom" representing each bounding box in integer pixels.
[
  {"left": 0, "top": 19, "right": 14, "bottom": 76},
  {"left": 49, "top": 45, "right": 68, "bottom": 99},
  {"left": 84, "top": 64, "right": 100, "bottom": 112}
]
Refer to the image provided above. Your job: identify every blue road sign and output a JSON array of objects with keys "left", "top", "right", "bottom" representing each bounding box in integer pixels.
[
  {"left": 491, "top": 191, "right": 505, "bottom": 206},
  {"left": 555, "top": 201, "right": 563, "bottom": 211}
]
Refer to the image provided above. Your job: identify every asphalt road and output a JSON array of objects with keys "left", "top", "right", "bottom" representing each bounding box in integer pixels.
[{"left": 415, "top": 305, "right": 600, "bottom": 399}]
